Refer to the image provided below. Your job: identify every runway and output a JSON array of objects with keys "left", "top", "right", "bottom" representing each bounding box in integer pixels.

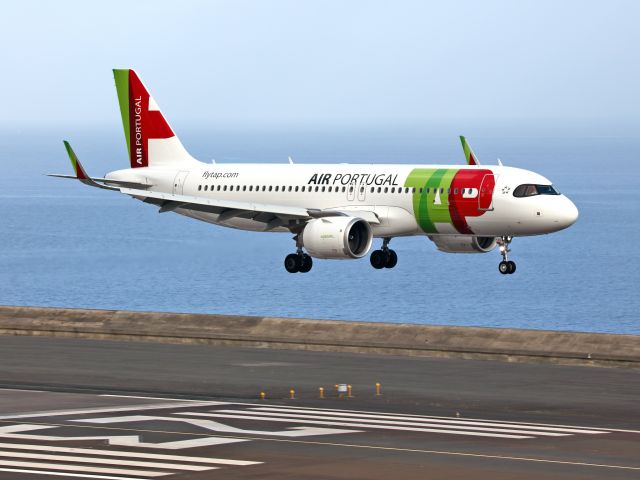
[{"left": 0, "top": 335, "right": 637, "bottom": 479}]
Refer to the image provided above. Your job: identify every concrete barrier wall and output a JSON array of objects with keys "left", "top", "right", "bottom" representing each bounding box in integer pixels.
[{"left": 0, "top": 305, "right": 638, "bottom": 368}]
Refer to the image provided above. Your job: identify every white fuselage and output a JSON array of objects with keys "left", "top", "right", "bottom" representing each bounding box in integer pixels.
[{"left": 106, "top": 162, "right": 579, "bottom": 238}]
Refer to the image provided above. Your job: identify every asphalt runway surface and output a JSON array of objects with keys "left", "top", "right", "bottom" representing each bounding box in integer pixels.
[{"left": 0, "top": 335, "right": 637, "bottom": 479}]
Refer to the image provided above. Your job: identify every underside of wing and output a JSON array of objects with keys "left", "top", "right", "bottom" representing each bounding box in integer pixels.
[{"left": 119, "top": 188, "right": 380, "bottom": 231}]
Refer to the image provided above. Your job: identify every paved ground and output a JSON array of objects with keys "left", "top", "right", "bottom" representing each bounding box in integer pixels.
[{"left": 0, "top": 335, "right": 637, "bottom": 479}]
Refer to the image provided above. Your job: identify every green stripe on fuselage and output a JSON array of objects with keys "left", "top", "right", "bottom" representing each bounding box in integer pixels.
[{"left": 405, "top": 168, "right": 458, "bottom": 233}]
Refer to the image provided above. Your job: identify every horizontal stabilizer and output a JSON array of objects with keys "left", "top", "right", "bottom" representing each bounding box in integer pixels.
[{"left": 49, "top": 141, "right": 150, "bottom": 190}]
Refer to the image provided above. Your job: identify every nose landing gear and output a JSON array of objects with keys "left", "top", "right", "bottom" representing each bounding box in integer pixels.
[
  {"left": 284, "top": 235, "right": 313, "bottom": 273},
  {"left": 498, "top": 236, "right": 516, "bottom": 274},
  {"left": 370, "top": 237, "right": 398, "bottom": 270}
]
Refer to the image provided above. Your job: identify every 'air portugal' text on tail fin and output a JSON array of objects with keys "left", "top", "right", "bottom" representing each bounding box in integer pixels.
[{"left": 113, "top": 69, "right": 198, "bottom": 169}]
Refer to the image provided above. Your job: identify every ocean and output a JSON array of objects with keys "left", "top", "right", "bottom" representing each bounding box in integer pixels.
[{"left": 1, "top": 122, "right": 638, "bottom": 334}]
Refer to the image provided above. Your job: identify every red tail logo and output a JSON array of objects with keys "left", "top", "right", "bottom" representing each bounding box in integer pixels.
[{"left": 128, "top": 71, "right": 174, "bottom": 167}]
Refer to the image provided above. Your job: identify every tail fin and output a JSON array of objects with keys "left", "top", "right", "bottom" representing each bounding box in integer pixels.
[
  {"left": 459, "top": 135, "right": 480, "bottom": 166},
  {"left": 113, "top": 69, "right": 198, "bottom": 169}
]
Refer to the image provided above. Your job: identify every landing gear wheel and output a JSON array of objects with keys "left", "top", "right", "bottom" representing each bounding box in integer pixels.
[
  {"left": 284, "top": 254, "right": 300, "bottom": 273},
  {"left": 497, "top": 236, "right": 516, "bottom": 275},
  {"left": 499, "top": 261, "right": 510, "bottom": 275},
  {"left": 385, "top": 249, "right": 398, "bottom": 269},
  {"left": 370, "top": 250, "right": 386, "bottom": 269},
  {"left": 299, "top": 254, "right": 313, "bottom": 273}
]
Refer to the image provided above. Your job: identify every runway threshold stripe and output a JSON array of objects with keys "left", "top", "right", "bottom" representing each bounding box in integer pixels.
[
  {"left": 249, "top": 407, "right": 602, "bottom": 435},
  {"left": 211, "top": 409, "right": 569, "bottom": 436},
  {"left": 0, "top": 401, "right": 225, "bottom": 421},
  {"left": 0, "top": 459, "right": 169, "bottom": 477},
  {"left": 175, "top": 412, "right": 533, "bottom": 439},
  {"left": 240, "top": 402, "right": 616, "bottom": 433},
  {"left": 0, "top": 450, "right": 213, "bottom": 471},
  {"left": 0, "top": 467, "right": 150, "bottom": 480},
  {"left": 0, "top": 442, "right": 259, "bottom": 466}
]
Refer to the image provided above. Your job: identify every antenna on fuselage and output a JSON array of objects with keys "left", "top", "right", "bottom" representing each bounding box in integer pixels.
[
  {"left": 497, "top": 158, "right": 503, "bottom": 166},
  {"left": 288, "top": 156, "right": 294, "bottom": 164}
]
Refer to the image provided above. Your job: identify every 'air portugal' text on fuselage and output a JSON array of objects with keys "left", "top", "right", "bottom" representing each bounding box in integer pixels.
[{"left": 52, "top": 69, "right": 579, "bottom": 275}]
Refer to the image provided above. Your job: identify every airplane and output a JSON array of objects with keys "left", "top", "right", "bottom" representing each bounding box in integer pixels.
[{"left": 50, "top": 69, "right": 579, "bottom": 275}]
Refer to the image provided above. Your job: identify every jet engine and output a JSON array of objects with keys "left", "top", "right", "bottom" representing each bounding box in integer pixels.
[
  {"left": 302, "top": 217, "right": 373, "bottom": 259},
  {"left": 429, "top": 235, "right": 498, "bottom": 253}
]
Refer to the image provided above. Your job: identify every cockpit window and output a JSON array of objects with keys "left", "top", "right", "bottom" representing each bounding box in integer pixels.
[{"left": 513, "top": 184, "right": 560, "bottom": 198}]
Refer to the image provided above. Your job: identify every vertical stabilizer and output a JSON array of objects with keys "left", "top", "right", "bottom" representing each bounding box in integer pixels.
[{"left": 113, "top": 69, "right": 198, "bottom": 168}]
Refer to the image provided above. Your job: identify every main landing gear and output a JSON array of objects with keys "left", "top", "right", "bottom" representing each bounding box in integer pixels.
[
  {"left": 498, "top": 236, "right": 516, "bottom": 275},
  {"left": 370, "top": 237, "right": 397, "bottom": 270},
  {"left": 284, "top": 235, "right": 313, "bottom": 273}
]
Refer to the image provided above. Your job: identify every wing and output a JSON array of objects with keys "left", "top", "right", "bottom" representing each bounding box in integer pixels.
[{"left": 119, "top": 187, "right": 380, "bottom": 230}]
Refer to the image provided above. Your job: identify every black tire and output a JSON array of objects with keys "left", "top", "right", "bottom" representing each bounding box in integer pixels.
[
  {"left": 370, "top": 250, "right": 386, "bottom": 269},
  {"left": 385, "top": 249, "right": 398, "bottom": 269},
  {"left": 507, "top": 260, "right": 516, "bottom": 274},
  {"left": 284, "top": 254, "right": 300, "bottom": 273},
  {"left": 498, "top": 261, "right": 510, "bottom": 275},
  {"left": 299, "top": 254, "right": 313, "bottom": 273}
]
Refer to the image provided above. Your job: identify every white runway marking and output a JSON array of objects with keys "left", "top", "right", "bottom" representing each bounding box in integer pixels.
[
  {"left": 237, "top": 402, "right": 626, "bottom": 433},
  {"left": 0, "top": 467, "right": 149, "bottom": 480},
  {"left": 0, "top": 442, "right": 260, "bottom": 466},
  {"left": 0, "top": 451, "right": 213, "bottom": 471},
  {"left": 0, "top": 401, "right": 228, "bottom": 421},
  {"left": 248, "top": 407, "right": 605, "bottom": 435},
  {"left": 0, "top": 459, "right": 169, "bottom": 477},
  {"left": 175, "top": 412, "right": 533, "bottom": 439}
]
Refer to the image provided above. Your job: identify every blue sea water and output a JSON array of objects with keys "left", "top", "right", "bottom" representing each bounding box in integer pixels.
[{"left": 0, "top": 122, "right": 638, "bottom": 334}]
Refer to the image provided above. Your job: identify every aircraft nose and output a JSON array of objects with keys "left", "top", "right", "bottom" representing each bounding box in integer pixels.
[{"left": 557, "top": 196, "right": 579, "bottom": 229}]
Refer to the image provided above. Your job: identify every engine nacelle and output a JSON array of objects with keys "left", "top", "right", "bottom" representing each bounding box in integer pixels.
[
  {"left": 429, "top": 235, "right": 498, "bottom": 253},
  {"left": 302, "top": 217, "right": 373, "bottom": 259}
]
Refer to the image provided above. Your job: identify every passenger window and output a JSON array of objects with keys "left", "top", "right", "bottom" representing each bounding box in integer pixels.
[
  {"left": 288, "top": 186, "right": 292, "bottom": 192},
  {"left": 377, "top": 187, "right": 382, "bottom": 193},
  {"left": 391, "top": 187, "right": 395, "bottom": 193},
  {"left": 419, "top": 188, "right": 423, "bottom": 194},
  {"left": 295, "top": 186, "right": 299, "bottom": 192},
  {"left": 243, "top": 185, "right": 246, "bottom": 191},
  {"left": 269, "top": 186, "right": 273, "bottom": 192},
  {"left": 249, "top": 186, "right": 253, "bottom": 191},
  {"left": 315, "top": 186, "right": 319, "bottom": 192},
  {"left": 370, "top": 187, "right": 375, "bottom": 193},
  {"left": 322, "top": 186, "right": 326, "bottom": 192},
  {"left": 412, "top": 187, "right": 416, "bottom": 193},
  {"left": 454, "top": 188, "right": 458, "bottom": 194},
  {"left": 223, "top": 185, "right": 227, "bottom": 191},
  {"left": 275, "top": 186, "right": 279, "bottom": 192},
  {"left": 384, "top": 187, "right": 388, "bottom": 193},
  {"left": 204, "top": 185, "right": 208, "bottom": 191},
  {"left": 216, "top": 185, "right": 221, "bottom": 191},
  {"left": 301, "top": 186, "right": 305, "bottom": 192},
  {"left": 328, "top": 186, "right": 332, "bottom": 192},
  {"left": 198, "top": 185, "right": 202, "bottom": 191}
]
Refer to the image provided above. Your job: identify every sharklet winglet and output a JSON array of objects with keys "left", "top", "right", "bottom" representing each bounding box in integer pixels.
[{"left": 459, "top": 135, "right": 480, "bottom": 166}]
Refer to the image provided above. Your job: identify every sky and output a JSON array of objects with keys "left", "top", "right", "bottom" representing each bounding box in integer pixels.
[{"left": 0, "top": 0, "right": 638, "bottom": 130}]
